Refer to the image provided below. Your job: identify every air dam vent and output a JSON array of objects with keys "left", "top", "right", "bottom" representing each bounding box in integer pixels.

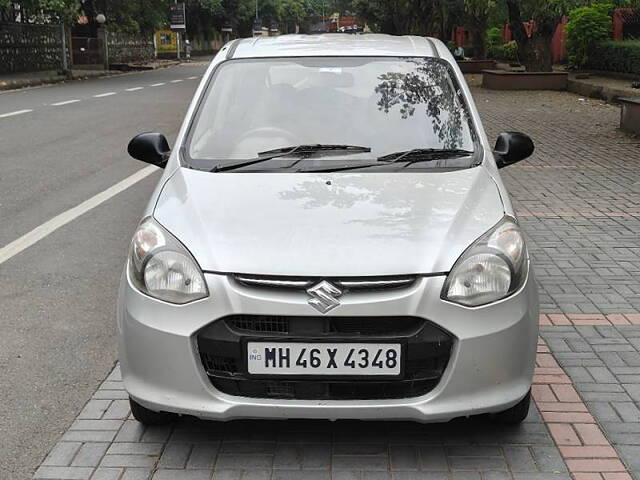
[{"left": 197, "top": 315, "right": 454, "bottom": 400}]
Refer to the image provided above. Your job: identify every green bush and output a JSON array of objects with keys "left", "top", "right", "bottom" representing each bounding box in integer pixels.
[
  {"left": 501, "top": 41, "right": 518, "bottom": 62},
  {"left": 586, "top": 40, "right": 640, "bottom": 74},
  {"left": 487, "top": 27, "right": 503, "bottom": 48},
  {"left": 487, "top": 43, "right": 499, "bottom": 59},
  {"left": 488, "top": 40, "right": 518, "bottom": 62},
  {"left": 566, "top": 3, "right": 613, "bottom": 68}
]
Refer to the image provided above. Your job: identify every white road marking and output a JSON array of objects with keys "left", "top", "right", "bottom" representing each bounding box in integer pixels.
[
  {"left": 51, "top": 99, "right": 81, "bottom": 106},
  {"left": 150, "top": 83, "right": 166, "bottom": 87},
  {"left": 0, "top": 109, "right": 33, "bottom": 118},
  {"left": 0, "top": 166, "right": 158, "bottom": 266},
  {"left": 126, "top": 87, "right": 144, "bottom": 92},
  {"left": 187, "top": 76, "right": 199, "bottom": 80},
  {"left": 93, "top": 92, "right": 116, "bottom": 98},
  {"left": 170, "top": 79, "right": 183, "bottom": 83}
]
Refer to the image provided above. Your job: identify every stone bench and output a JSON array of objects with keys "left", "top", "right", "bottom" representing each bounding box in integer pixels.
[
  {"left": 482, "top": 70, "right": 568, "bottom": 90},
  {"left": 619, "top": 97, "right": 640, "bottom": 134},
  {"left": 457, "top": 60, "right": 497, "bottom": 74}
]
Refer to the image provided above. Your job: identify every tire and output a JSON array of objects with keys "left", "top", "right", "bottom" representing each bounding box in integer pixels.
[
  {"left": 129, "top": 397, "right": 177, "bottom": 425},
  {"left": 493, "top": 390, "right": 531, "bottom": 424}
]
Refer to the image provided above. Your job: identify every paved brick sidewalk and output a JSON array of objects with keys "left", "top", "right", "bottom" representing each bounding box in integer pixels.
[
  {"left": 540, "top": 325, "right": 640, "bottom": 480},
  {"left": 476, "top": 88, "right": 640, "bottom": 316},
  {"left": 35, "top": 365, "right": 573, "bottom": 480}
]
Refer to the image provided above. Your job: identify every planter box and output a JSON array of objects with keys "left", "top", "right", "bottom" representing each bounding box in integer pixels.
[
  {"left": 619, "top": 97, "right": 640, "bottom": 134},
  {"left": 457, "top": 60, "right": 497, "bottom": 74},
  {"left": 482, "top": 70, "right": 568, "bottom": 90}
]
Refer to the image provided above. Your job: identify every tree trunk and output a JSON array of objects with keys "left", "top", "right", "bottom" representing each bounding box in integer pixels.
[
  {"left": 521, "top": 32, "right": 554, "bottom": 71},
  {"left": 469, "top": 15, "right": 488, "bottom": 60},
  {"left": 506, "top": 0, "right": 557, "bottom": 72},
  {"left": 438, "top": 1, "right": 453, "bottom": 41},
  {"left": 506, "top": 0, "right": 530, "bottom": 66},
  {"left": 469, "top": 29, "right": 486, "bottom": 60}
]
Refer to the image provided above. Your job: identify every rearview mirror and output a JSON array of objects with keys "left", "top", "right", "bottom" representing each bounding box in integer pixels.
[
  {"left": 127, "top": 132, "right": 170, "bottom": 168},
  {"left": 494, "top": 132, "right": 534, "bottom": 168}
]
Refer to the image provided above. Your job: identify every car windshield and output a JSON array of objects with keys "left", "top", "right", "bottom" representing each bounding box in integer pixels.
[{"left": 186, "top": 56, "right": 478, "bottom": 172}]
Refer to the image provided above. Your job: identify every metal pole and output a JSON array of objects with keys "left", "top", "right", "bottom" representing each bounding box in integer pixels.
[
  {"left": 153, "top": 31, "right": 157, "bottom": 59},
  {"left": 60, "top": 23, "right": 69, "bottom": 74},
  {"left": 104, "top": 29, "right": 109, "bottom": 70},
  {"left": 255, "top": 0, "right": 258, "bottom": 20},
  {"left": 174, "top": 0, "right": 180, "bottom": 61}
]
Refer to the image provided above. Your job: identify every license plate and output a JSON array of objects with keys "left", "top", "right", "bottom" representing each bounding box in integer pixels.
[{"left": 246, "top": 342, "right": 401, "bottom": 376}]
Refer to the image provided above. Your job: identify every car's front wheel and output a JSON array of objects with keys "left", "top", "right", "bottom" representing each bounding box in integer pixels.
[
  {"left": 129, "top": 398, "right": 178, "bottom": 425},
  {"left": 493, "top": 390, "right": 531, "bottom": 424}
]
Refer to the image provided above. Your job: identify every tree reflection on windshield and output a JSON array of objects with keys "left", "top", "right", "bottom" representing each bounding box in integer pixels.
[{"left": 375, "top": 59, "right": 467, "bottom": 150}]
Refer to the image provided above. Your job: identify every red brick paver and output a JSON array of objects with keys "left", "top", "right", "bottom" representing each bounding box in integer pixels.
[{"left": 534, "top": 339, "right": 631, "bottom": 479}]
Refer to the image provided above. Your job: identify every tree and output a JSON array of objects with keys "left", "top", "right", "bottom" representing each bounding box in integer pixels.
[
  {"left": 98, "top": 0, "right": 171, "bottom": 34},
  {"left": 565, "top": 3, "right": 612, "bottom": 68},
  {"left": 435, "top": 0, "right": 465, "bottom": 41},
  {"left": 505, "top": 0, "right": 584, "bottom": 72},
  {"left": 0, "top": 0, "right": 80, "bottom": 23},
  {"left": 353, "top": 0, "right": 439, "bottom": 36},
  {"left": 183, "top": 0, "right": 226, "bottom": 39},
  {"left": 277, "top": 0, "right": 305, "bottom": 32},
  {"left": 464, "top": 0, "right": 496, "bottom": 59}
]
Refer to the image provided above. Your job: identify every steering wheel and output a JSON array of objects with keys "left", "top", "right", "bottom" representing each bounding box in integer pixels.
[{"left": 236, "top": 126, "right": 298, "bottom": 145}]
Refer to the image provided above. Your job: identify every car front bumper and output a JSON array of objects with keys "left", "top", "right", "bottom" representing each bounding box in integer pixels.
[{"left": 117, "top": 269, "right": 538, "bottom": 423}]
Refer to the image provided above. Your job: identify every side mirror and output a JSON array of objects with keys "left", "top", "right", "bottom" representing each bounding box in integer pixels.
[
  {"left": 127, "top": 132, "right": 170, "bottom": 168},
  {"left": 494, "top": 132, "right": 534, "bottom": 168}
]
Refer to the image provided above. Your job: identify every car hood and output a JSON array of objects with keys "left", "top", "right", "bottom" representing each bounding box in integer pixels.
[{"left": 154, "top": 167, "right": 504, "bottom": 277}]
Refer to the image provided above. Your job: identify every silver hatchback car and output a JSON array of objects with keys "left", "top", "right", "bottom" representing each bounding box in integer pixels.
[{"left": 119, "top": 34, "right": 539, "bottom": 426}]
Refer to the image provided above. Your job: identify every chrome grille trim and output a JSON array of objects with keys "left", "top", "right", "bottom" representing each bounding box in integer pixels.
[
  {"left": 234, "top": 274, "right": 417, "bottom": 291},
  {"left": 233, "top": 276, "right": 311, "bottom": 288},
  {"left": 339, "top": 278, "right": 415, "bottom": 288}
]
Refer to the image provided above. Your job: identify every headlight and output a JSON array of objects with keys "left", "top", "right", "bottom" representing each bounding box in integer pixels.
[
  {"left": 128, "top": 217, "right": 208, "bottom": 304},
  {"left": 442, "top": 217, "right": 528, "bottom": 307}
]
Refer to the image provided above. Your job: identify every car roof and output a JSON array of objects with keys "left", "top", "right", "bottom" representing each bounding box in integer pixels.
[{"left": 229, "top": 34, "right": 444, "bottom": 59}]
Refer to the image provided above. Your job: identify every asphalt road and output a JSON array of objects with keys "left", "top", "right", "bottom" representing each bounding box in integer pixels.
[{"left": 0, "top": 61, "right": 210, "bottom": 480}]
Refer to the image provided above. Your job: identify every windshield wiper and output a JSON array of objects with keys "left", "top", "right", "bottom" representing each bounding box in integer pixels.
[
  {"left": 378, "top": 148, "right": 474, "bottom": 164},
  {"left": 291, "top": 148, "right": 475, "bottom": 173},
  {"left": 259, "top": 144, "right": 371, "bottom": 156},
  {"left": 212, "top": 144, "right": 371, "bottom": 172}
]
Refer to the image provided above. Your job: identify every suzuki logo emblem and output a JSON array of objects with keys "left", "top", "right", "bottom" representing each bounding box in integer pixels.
[{"left": 307, "top": 280, "right": 342, "bottom": 314}]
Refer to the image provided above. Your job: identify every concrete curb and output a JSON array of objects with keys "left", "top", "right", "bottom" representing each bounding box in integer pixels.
[
  {"left": 108, "top": 60, "right": 180, "bottom": 72},
  {"left": 0, "top": 71, "right": 115, "bottom": 92},
  {"left": 568, "top": 78, "right": 640, "bottom": 104},
  {"left": 0, "top": 60, "right": 182, "bottom": 92}
]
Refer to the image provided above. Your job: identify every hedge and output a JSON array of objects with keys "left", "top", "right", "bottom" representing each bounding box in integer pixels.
[
  {"left": 586, "top": 40, "right": 640, "bottom": 75},
  {"left": 488, "top": 41, "right": 518, "bottom": 62}
]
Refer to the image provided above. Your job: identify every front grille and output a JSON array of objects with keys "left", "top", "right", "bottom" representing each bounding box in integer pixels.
[
  {"left": 201, "top": 354, "right": 238, "bottom": 375},
  {"left": 329, "top": 317, "right": 422, "bottom": 335},
  {"left": 229, "top": 315, "right": 289, "bottom": 334},
  {"left": 234, "top": 274, "right": 417, "bottom": 292},
  {"left": 197, "top": 315, "right": 454, "bottom": 400},
  {"left": 224, "top": 315, "right": 424, "bottom": 337}
]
